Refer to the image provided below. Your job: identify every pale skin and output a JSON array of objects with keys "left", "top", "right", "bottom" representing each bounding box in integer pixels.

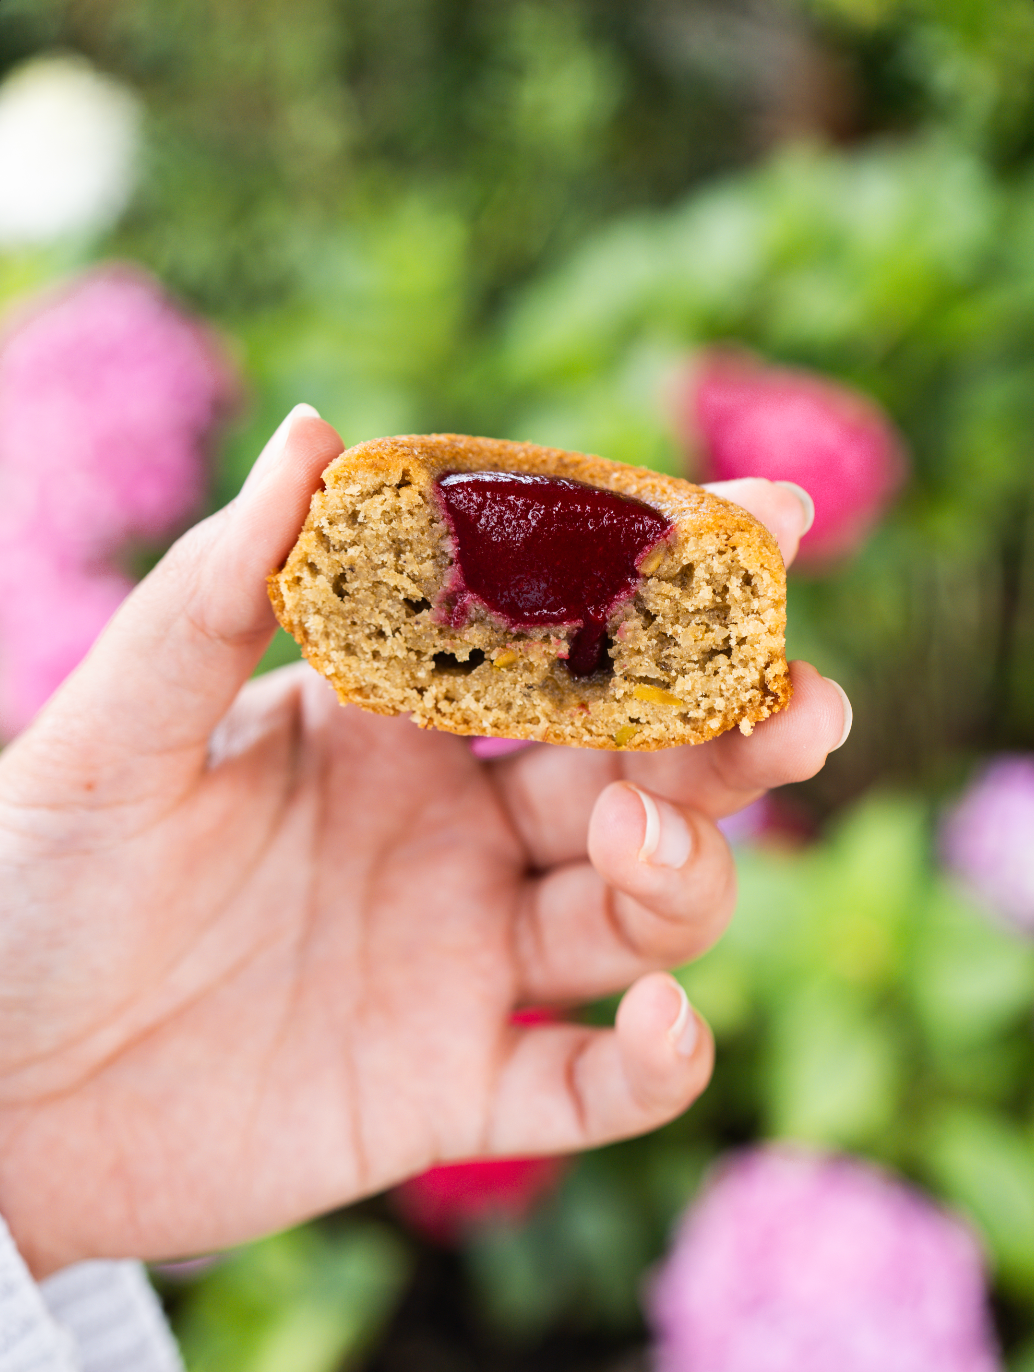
[{"left": 0, "top": 410, "right": 849, "bottom": 1277}]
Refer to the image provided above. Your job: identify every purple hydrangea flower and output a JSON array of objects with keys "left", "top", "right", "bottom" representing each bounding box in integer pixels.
[
  {"left": 717, "top": 795, "right": 773, "bottom": 846},
  {"left": 941, "top": 756, "right": 1034, "bottom": 932},
  {"left": 647, "top": 1147, "right": 999, "bottom": 1372},
  {"left": 0, "top": 265, "right": 236, "bottom": 737}
]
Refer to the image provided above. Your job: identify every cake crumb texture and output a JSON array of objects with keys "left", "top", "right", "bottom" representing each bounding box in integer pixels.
[{"left": 268, "top": 434, "right": 792, "bottom": 750}]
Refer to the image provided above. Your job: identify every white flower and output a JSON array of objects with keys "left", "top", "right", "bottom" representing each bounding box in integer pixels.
[{"left": 0, "top": 55, "right": 141, "bottom": 246}]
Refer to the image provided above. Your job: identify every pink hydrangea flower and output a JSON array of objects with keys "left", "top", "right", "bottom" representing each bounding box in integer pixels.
[
  {"left": 941, "top": 755, "right": 1034, "bottom": 932},
  {"left": 0, "top": 555, "right": 131, "bottom": 736},
  {"left": 0, "top": 265, "right": 234, "bottom": 558},
  {"left": 647, "top": 1147, "right": 999, "bottom": 1372},
  {"left": 679, "top": 348, "right": 907, "bottom": 564},
  {"left": 0, "top": 264, "right": 236, "bottom": 737}
]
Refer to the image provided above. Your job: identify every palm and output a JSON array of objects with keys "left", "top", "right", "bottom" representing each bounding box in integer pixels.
[
  {"left": 0, "top": 416, "right": 844, "bottom": 1275},
  {"left": 0, "top": 675, "right": 517, "bottom": 1248}
]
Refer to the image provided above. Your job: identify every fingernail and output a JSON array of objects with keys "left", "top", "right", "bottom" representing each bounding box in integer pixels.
[
  {"left": 775, "top": 481, "right": 815, "bottom": 535},
  {"left": 824, "top": 677, "right": 853, "bottom": 750},
  {"left": 629, "top": 785, "right": 694, "bottom": 869},
  {"left": 241, "top": 403, "right": 321, "bottom": 495},
  {"left": 667, "top": 982, "right": 699, "bottom": 1057}
]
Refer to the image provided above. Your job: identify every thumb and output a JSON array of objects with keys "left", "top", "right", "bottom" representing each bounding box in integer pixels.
[{"left": 8, "top": 405, "right": 343, "bottom": 796}]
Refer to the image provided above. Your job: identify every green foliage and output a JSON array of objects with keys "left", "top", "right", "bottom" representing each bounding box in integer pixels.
[
  {"left": 925, "top": 1108, "right": 1034, "bottom": 1291},
  {"left": 465, "top": 1163, "right": 656, "bottom": 1338},
  {"left": 765, "top": 982, "right": 903, "bottom": 1146},
  {"left": 215, "top": 189, "right": 473, "bottom": 502},
  {"left": 910, "top": 889, "right": 1034, "bottom": 1052},
  {"left": 173, "top": 1221, "right": 410, "bottom": 1372},
  {"left": 802, "top": 0, "right": 1034, "bottom": 158},
  {"left": 1013, "top": 1344, "right": 1034, "bottom": 1372}
]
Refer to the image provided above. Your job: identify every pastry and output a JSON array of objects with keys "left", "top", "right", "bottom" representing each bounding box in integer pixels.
[{"left": 268, "top": 434, "right": 791, "bottom": 750}]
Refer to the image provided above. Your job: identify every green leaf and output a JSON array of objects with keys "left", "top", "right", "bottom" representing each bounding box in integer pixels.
[
  {"left": 765, "top": 981, "right": 901, "bottom": 1148},
  {"left": 675, "top": 941, "right": 755, "bottom": 1039},
  {"left": 253, "top": 627, "right": 302, "bottom": 677},
  {"left": 466, "top": 1162, "right": 651, "bottom": 1337},
  {"left": 924, "top": 1107, "right": 1034, "bottom": 1292},
  {"left": 910, "top": 885, "right": 1034, "bottom": 1050},
  {"left": 802, "top": 797, "right": 927, "bottom": 990},
  {"left": 1009, "top": 1335, "right": 1034, "bottom": 1372},
  {"left": 175, "top": 1221, "right": 411, "bottom": 1372}
]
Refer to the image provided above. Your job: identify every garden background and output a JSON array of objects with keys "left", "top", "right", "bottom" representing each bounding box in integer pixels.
[{"left": 3, "top": 0, "right": 1034, "bottom": 1368}]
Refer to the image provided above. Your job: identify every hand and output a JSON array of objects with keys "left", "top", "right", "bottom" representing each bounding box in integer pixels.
[{"left": 0, "top": 411, "right": 848, "bottom": 1276}]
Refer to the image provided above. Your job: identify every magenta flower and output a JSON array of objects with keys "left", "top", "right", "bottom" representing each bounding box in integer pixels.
[
  {"left": 0, "top": 265, "right": 236, "bottom": 737},
  {"left": 680, "top": 349, "right": 907, "bottom": 564},
  {"left": 469, "top": 737, "right": 535, "bottom": 759},
  {"left": 647, "top": 1147, "right": 999, "bottom": 1372},
  {"left": 718, "top": 794, "right": 816, "bottom": 850},
  {"left": 393, "top": 1154, "right": 566, "bottom": 1245},
  {"left": 941, "top": 755, "right": 1034, "bottom": 932}
]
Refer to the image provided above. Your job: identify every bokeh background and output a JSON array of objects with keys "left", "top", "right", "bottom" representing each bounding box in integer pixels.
[{"left": 4, "top": 1, "right": 1034, "bottom": 1368}]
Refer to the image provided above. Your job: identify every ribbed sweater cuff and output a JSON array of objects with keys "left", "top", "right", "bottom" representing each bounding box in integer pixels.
[{"left": 0, "top": 1215, "right": 182, "bottom": 1372}]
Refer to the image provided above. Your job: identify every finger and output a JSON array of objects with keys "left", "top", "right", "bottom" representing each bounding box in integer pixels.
[
  {"left": 494, "top": 745, "right": 620, "bottom": 868},
  {"left": 703, "top": 477, "right": 814, "bottom": 567},
  {"left": 624, "top": 660, "right": 850, "bottom": 814},
  {"left": 515, "top": 782, "right": 735, "bottom": 1003},
  {"left": 486, "top": 974, "right": 713, "bottom": 1156},
  {"left": 205, "top": 659, "right": 314, "bottom": 770},
  {"left": 495, "top": 661, "right": 849, "bottom": 867},
  {"left": 10, "top": 408, "right": 343, "bottom": 796}
]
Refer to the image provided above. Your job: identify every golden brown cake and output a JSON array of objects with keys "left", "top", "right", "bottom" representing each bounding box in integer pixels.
[{"left": 268, "top": 434, "right": 791, "bottom": 750}]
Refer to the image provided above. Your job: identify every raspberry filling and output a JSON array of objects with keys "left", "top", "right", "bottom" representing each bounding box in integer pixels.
[{"left": 434, "top": 471, "right": 673, "bottom": 677}]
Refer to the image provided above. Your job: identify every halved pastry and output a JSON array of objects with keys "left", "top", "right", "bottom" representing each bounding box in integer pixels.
[{"left": 268, "top": 434, "right": 791, "bottom": 750}]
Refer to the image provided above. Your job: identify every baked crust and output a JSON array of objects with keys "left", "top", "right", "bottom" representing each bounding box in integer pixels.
[{"left": 268, "top": 434, "right": 792, "bottom": 749}]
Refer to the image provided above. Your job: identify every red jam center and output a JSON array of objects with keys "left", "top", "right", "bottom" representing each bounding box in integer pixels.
[{"left": 435, "top": 471, "right": 673, "bottom": 677}]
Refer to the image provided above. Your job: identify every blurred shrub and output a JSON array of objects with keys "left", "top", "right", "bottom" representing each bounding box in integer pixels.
[
  {"left": 802, "top": 0, "right": 1034, "bottom": 160},
  {"left": 172, "top": 1221, "right": 410, "bottom": 1372}
]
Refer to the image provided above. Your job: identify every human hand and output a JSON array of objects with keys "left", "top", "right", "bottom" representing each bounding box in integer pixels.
[{"left": 0, "top": 412, "right": 848, "bottom": 1276}]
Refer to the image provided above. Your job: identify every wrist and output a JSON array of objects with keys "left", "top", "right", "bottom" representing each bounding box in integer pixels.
[{"left": 0, "top": 1112, "right": 84, "bottom": 1278}]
